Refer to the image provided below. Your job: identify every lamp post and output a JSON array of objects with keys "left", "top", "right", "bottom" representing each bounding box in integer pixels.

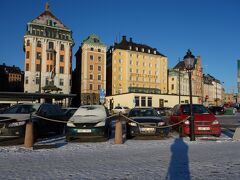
[{"left": 183, "top": 49, "right": 196, "bottom": 141}]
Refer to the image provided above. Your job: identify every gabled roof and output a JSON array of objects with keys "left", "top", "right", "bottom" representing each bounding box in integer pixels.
[
  {"left": 173, "top": 61, "right": 185, "bottom": 70},
  {"left": 30, "top": 3, "right": 69, "bottom": 30}
]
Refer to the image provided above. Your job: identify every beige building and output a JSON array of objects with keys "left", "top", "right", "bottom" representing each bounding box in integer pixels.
[
  {"left": 106, "top": 93, "right": 199, "bottom": 109},
  {"left": 168, "top": 68, "right": 189, "bottom": 98},
  {"left": 107, "top": 36, "right": 168, "bottom": 96},
  {"left": 203, "top": 74, "right": 224, "bottom": 106},
  {"left": 74, "top": 34, "right": 107, "bottom": 105},
  {"left": 173, "top": 56, "right": 203, "bottom": 103},
  {"left": 23, "top": 3, "right": 74, "bottom": 95}
]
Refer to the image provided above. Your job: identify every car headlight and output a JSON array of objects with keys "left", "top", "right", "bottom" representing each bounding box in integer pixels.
[
  {"left": 94, "top": 121, "right": 106, "bottom": 127},
  {"left": 184, "top": 120, "right": 190, "bottom": 125},
  {"left": 128, "top": 122, "right": 137, "bottom": 126},
  {"left": 212, "top": 120, "right": 219, "bottom": 125},
  {"left": 158, "top": 122, "right": 165, "bottom": 126},
  {"left": 8, "top": 121, "right": 26, "bottom": 128},
  {"left": 67, "top": 122, "right": 76, "bottom": 127}
]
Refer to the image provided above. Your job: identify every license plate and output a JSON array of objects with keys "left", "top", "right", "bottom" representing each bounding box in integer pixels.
[
  {"left": 140, "top": 127, "right": 155, "bottom": 132},
  {"left": 198, "top": 127, "right": 210, "bottom": 130},
  {"left": 77, "top": 129, "right": 91, "bottom": 133}
]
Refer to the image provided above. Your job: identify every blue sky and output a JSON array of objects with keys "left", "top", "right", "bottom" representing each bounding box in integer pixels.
[{"left": 1, "top": 0, "right": 240, "bottom": 93}]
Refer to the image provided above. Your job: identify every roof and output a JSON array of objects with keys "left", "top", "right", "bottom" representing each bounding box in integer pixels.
[
  {"left": 0, "top": 64, "right": 23, "bottom": 74},
  {"left": 30, "top": 3, "right": 69, "bottom": 30},
  {"left": 173, "top": 61, "right": 186, "bottom": 70},
  {"left": 109, "top": 36, "right": 166, "bottom": 57},
  {"left": 82, "top": 34, "right": 106, "bottom": 47}
]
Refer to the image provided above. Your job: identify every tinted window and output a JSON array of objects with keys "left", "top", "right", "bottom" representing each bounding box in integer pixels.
[
  {"left": 129, "top": 109, "right": 158, "bottom": 117},
  {"left": 4, "top": 104, "right": 37, "bottom": 114},
  {"left": 182, "top": 105, "right": 209, "bottom": 115}
]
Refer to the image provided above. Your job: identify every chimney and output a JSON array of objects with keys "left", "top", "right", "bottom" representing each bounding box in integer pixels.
[
  {"left": 129, "top": 37, "right": 132, "bottom": 43},
  {"left": 122, "top": 36, "right": 126, "bottom": 41}
]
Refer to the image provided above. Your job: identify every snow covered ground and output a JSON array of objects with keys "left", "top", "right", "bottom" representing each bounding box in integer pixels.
[{"left": 0, "top": 132, "right": 240, "bottom": 180}]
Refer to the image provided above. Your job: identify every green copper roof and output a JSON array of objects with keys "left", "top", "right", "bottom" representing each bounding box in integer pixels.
[{"left": 82, "top": 34, "right": 106, "bottom": 47}]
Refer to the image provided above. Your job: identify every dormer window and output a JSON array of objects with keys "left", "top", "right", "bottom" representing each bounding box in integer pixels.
[
  {"left": 37, "top": 41, "right": 41, "bottom": 48},
  {"left": 148, "top": 49, "right": 150, "bottom": 53},
  {"left": 142, "top": 48, "right": 144, "bottom": 52},
  {"left": 26, "top": 40, "right": 30, "bottom": 46},
  {"left": 136, "top": 47, "right": 138, "bottom": 51},
  {"left": 154, "top": 50, "right": 156, "bottom": 54},
  {"left": 90, "top": 47, "right": 94, "bottom": 51},
  {"left": 129, "top": 46, "right": 132, "bottom": 50}
]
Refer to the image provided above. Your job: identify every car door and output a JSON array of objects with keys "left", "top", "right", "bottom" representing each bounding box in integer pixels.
[{"left": 170, "top": 105, "right": 180, "bottom": 124}]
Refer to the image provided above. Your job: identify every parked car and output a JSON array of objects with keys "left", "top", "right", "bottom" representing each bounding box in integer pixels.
[
  {"left": 127, "top": 107, "right": 169, "bottom": 138},
  {"left": 170, "top": 104, "right": 221, "bottom": 137},
  {"left": 61, "top": 107, "right": 78, "bottom": 119},
  {"left": 0, "top": 103, "right": 67, "bottom": 144},
  {"left": 111, "top": 106, "right": 130, "bottom": 115},
  {"left": 208, "top": 106, "right": 225, "bottom": 115},
  {"left": 66, "top": 105, "right": 111, "bottom": 141}
]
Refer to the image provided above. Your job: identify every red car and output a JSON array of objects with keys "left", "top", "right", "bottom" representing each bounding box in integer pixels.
[{"left": 170, "top": 104, "right": 221, "bottom": 137}]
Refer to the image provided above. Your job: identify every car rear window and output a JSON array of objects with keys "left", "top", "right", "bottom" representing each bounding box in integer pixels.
[
  {"left": 182, "top": 105, "right": 209, "bottom": 115},
  {"left": 129, "top": 109, "right": 158, "bottom": 117}
]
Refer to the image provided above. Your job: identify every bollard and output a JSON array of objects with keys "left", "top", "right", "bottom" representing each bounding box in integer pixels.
[
  {"left": 115, "top": 118, "right": 123, "bottom": 144},
  {"left": 24, "top": 121, "right": 34, "bottom": 148}
]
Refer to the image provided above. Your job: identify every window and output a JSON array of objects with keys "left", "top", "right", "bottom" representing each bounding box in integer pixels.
[
  {"left": 60, "top": 66, "right": 64, "bottom": 74},
  {"left": 45, "top": 78, "right": 49, "bottom": 85},
  {"left": 60, "top": 44, "right": 64, "bottom": 51},
  {"left": 141, "top": 97, "right": 146, "bottom": 107},
  {"left": 118, "top": 75, "right": 122, "bottom": 80},
  {"left": 90, "top": 47, "right": 94, "bottom": 51},
  {"left": 98, "top": 66, "right": 101, "bottom": 71},
  {"left": 26, "top": 51, "right": 30, "bottom": 59},
  {"left": 98, "top": 49, "right": 101, "bottom": 52},
  {"left": 171, "top": 84, "right": 174, "bottom": 90},
  {"left": 36, "top": 52, "right": 41, "bottom": 60},
  {"left": 46, "top": 65, "right": 49, "bottom": 72},
  {"left": 90, "top": 65, "right": 93, "bottom": 70},
  {"left": 119, "top": 59, "right": 122, "bottom": 63},
  {"left": 135, "top": 96, "right": 140, "bottom": 107},
  {"left": 148, "top": 97, "right": 152, "bottom": 107},
  {"left": 25, "top": 77, "right": 29, "bottom": 84},
  {"left": 60, "top": 55, "right": 64, "bottom": 62},
  {"left": 59, "top": 79, "right": 64, "bottom": 86},
  {"left": 25, "top": 63, "right": 29, "bottom": 71},
  {"left": 36, "top": 77, "right": 40, "bottom": 84},
  {"left": 49, "top": 42, "right": 54, "bottom": 49},
  {"left": 27, "top": 40, "right": 30, "bottom": 46},
  {"left": 89, "top": 84, "right": 93, "bottom": 90},
  {"left": 172, "top": 78, "right": 174, "bottom": 81},
  {"left": 130, "top": 68, "right": 132, "bottom": 73},
  {"left": 130, "top": 60, "right": 132, "bottom": 65},
  {"left": 90, "top": 74, "right": 93, "bottom": 80},
  {"left": 98, "top": 85, "right": 101, "bottom": 90},
  {"left": 98, "top": 56, "right": 101, "bottom": 61},
  {"left": 90, "top": 55, "right": 93, "bottom": 60},
  {"left": 37, "top": 41, "right": 41, "bottom": 47},
  {"left": 36, "top": 64, "right": 40, "bottom": 72},
  {"left": 98, "top": 75, "right": 101, "bottom": 80}
]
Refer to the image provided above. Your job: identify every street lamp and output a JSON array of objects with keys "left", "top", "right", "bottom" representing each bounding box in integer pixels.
[{"left": 183, "top": 49, "right": 196, "bottom": 141}]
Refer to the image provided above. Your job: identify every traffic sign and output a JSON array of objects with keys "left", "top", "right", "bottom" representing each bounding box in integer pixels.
[{"left": 99, "top": 88, "right": 105, "bottom": 104}]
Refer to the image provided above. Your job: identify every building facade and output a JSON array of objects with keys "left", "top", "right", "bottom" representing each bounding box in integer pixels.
[
  {"left": 107, "top": 36, "right": 168, "bottom": 96},
  {"left": 173, "top": 55, "right": 203, "bottom": 103},
  {"left": 74, "top": 34, "right": 107, "bottom": 105},
  {"left": 23, "top": 3, "right": 74, "bottom": 94},
  {"left": 203, "top": 74, "right": 223, "bottom": 106},
  {"left": 0, "top": 64, "right": 24, "bottom": 92},
  {"left": 168, "top": 68, "right": 189, "bottom": 98},
  {"left": 238, "top": 60, "right": 240, "bottom": 94}
]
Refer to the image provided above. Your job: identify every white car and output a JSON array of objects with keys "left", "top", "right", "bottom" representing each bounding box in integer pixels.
[{"left": 111, "top": 106, "right": 130, "bottom": 115}]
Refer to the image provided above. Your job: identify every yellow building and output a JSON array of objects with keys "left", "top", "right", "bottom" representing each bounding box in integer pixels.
[
  {"left": 107, "top": 36, "right": 168, "bottom": 96},
  {"left": 23, "top": 3, "right": 74, "bottom": 96},
  {"left": 74, "top": 34, "right": 107, "bottom": 105}
]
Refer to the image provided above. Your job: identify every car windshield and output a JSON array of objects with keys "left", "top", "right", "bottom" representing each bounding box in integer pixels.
[
  {"left": 4, "top": 104, "right": 40, "bottom": 114},
  {"left": 182, "top": 105, "right": 210, "bottom": 115},
  {"left": 73, "top": 105, "right": 106, "bottom": 119},
  {"left": 129, "top": 109, "right": 158, "bottom": 117}
]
